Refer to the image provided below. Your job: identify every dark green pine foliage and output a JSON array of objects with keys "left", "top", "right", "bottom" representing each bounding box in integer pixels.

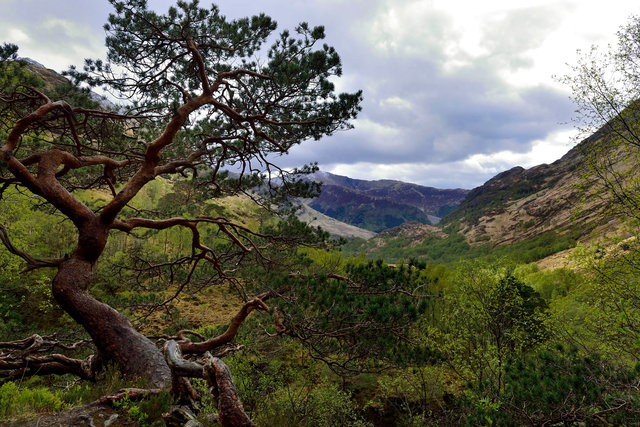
[
  {"left": 274, "top": 260, "right": 440, "bottom": 374},
  {"left": 468, "top": 348, "right": 640, "bottom": 425},
  {"left": 0, "top": 44, "right": 40, "bottom": 91},
  {"left": 63, "top": 0, "right": 362, "bottom": 208}
]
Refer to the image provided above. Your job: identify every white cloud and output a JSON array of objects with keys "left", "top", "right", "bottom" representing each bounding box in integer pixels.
[
  {"left": 355, "top": 0, "right": 454, "bottom": 59},
  {"left": 2, "top": 0, "right": 637, "bottom": 189},
  {"left": 4, "top": 27, "right": 30, "bottom": 43},
  {"left": 354, "top": 118, "right": 401, "bottom": 138},
  {"left": 461, "top": 129, "right": 575, "bottom": 173},
  {"left": 354, "top": 0, "right": 635, "bottom": 91},
  {"left": 42, "top": 17, "right": 78, "bottom": 33},
  {"left": 380, "top": 96, "right": 413, "bottom": 110}
]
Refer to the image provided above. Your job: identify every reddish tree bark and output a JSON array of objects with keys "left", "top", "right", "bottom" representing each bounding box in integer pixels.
[
  {"left": 165, "top": 340, "right": 254, "bottom": 426},
  {"left": 53, "top": 256, "right": 172, "bottom": 386},
  {"left": 206, "top": 357, "right": 255, "bottom": 427}
]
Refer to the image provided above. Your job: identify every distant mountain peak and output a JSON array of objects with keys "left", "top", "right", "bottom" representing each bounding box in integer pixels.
[
  {"left": 309, "top": 170, "right": 467, "bottom": 191},
  {"left": 304, "top": 170, "right": 469, "bottom": 233},
  {"left": 18, "top": 57, "right": 47, "bottom": 69}
]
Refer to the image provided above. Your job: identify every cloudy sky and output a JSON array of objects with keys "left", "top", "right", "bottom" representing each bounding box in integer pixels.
[{"left": 1, "top": 0, "right": 638, "bottom": 189}]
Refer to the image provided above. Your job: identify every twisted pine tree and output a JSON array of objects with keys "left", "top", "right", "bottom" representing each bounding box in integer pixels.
[{"left": 0, "top": 0, "right": 361, "bottom": 403}]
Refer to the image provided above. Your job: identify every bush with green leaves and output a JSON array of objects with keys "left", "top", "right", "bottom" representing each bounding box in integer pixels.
[
  {"left": 546, "top": 239, "right": 640, "bottom": 362},
  {"left": 434, "top": 261, "right": 548, "bottom": 390},
  {"left": 190, "top": 335, "right": 370, "bottom": 426},
  {"left": 465, "top": 347, "right": 640, "bottom": 425},
  {"left": 0, "top": 381, "right": 66, "bottom": 420},
  {"left": 0, "top": 187, "right": 76, "bottom": 336},
  {"left": 112, "top": 390, "right": 173, "bottom": 427},
  {"left": 255, "top": 380, "right": 370, "bottom": 427},
  {"left": 367, "top": 365, "right": 454, "bottom": 426}
]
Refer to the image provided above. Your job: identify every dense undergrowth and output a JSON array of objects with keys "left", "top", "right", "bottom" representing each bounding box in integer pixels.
[
  {"left": 2, "top": 175, "right": 640, "bottom": 426},
  {"left": 341, "top": 224, "right": 581, "bottom": 266}
]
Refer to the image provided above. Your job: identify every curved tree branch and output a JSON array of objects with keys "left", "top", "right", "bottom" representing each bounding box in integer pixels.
[
  {"left": 0, "top": 224, "right": 63, "bottom": 271},
  {"left": 98, "top": 93, "right": 218, "bottom": 225},
  {"left": 180, "top": 288, "right": 286, "bottom": 355}
]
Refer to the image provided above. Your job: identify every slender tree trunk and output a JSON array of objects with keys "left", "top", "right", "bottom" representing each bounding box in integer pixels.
[{"left": 51, "top": 224, "right": 171, "bottom": 387}]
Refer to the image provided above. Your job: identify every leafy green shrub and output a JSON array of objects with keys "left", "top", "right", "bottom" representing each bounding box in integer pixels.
[
  {"left": 519, "top": 267, "right": 581, "bottom": 300},
  {"left": 465, "top": 348, "right": 640, "bottom": 425},
  {"left": 0, "top": 381, "right": 66, "bottom": 420},
  {"left": 434, "top": 262, "right": 549, "bottom": 393},
  {"left": 113, "top": 391, "right": 149, "bottom": 425},
  {"left": 225, "top": 350, "right": 299, "bottom": 415},
  {"left": 254, "top": 380, "right": 370, "bottom": 427},
  {"left": 59, "top": 383, "right": 92, "bottom": 407},
  {"left": 113, "top": 390, "right": 173, "bottom": 427},
  {"left": 368, "top": 366, "right": 452, "bottom": 426}
]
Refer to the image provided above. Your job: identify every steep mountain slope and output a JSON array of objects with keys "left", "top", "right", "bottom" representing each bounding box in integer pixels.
[
  {"left": 296, "top": 204, "right": 377, "bottom": 239},
  {"left": 21, "top": 58, "right": 115, "bottom": 108},
  {"left": 307, "top": 171, "right": 468, "bottom": 232},
  {"left": 444, "top": 147, "right": 580, "bottom": 226},
  {"left": 309, "top": 184, "right": 433, "bottom": 232},
  {"left": 442, "top": 137, "right": 616, "bottom": 246},
  {"left": 343, "top": 130, "right": 629, "bottom": 264}
]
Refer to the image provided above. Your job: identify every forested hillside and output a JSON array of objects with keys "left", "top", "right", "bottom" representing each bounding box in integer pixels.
[{"left": 3, "top": 2, "right": 640, "bottom": 427}]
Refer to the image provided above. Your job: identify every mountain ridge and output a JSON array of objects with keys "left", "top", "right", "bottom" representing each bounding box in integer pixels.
[
  {"left": 305, "top": 171, "right": 469, "bottom": 232},
  {"left": 341, "top": 126, "right": 631, "bottom": 265},
  {"left": 14, "top": 58, "right": 613, "bottom": 253}
]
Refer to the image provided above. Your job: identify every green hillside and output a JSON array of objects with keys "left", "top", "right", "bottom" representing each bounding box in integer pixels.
[{"left": 4, "top": 9, "right": 640, "bottom": 426}]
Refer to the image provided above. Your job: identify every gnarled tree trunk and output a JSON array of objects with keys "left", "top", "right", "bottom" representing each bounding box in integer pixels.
[{"left": 51, "top": 225, "right": 171, "bottom": 387}]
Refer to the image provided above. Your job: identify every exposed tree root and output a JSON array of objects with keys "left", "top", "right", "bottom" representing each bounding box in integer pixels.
[
  {"left": 164, "top": 339, "right": 255, "bottom": 426},
  {"left": 0, "top": 333, "right": 101, "bottom": 381}
]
